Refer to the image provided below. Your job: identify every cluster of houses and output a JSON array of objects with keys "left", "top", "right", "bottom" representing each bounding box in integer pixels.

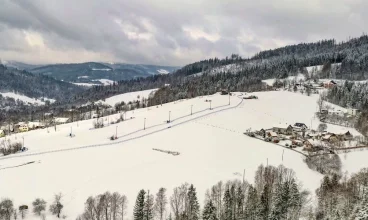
[
  {"left": 250, "top": 122, "right": 354, "bottom": 152},
  {"left": 0, "top": 117, "right": 71, "bottom": 137}
]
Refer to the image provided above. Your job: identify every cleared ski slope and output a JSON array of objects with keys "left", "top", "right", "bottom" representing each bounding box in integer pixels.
[{"left": 0, "top": 91, "right": 365, "bottom": 220}]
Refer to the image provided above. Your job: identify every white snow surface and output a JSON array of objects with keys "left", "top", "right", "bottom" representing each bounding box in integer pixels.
[
  {"left": 0, "top": 91, "right": 365, "bottom": 220},
  {"left": 262, "top": 74, "right": 306, "bottom": 86},
  {"left": 72, "top": 83, "right": 99, "bottom": 87},
  {"left": 157, "top": 69, "right": 169, "bottom": 74},
  {"left": 97, "top": 89, "right": 158, "bottom": 106},
  {"left": 77, "top": 76, "right": 89, "bottom": 79},
  {"left": 92, "top": 79, "right": 116, "bottom": 85},
  {"left": 91, "top": 68, "right": 111, "bottom": 71},
  {"left": 0, "top": 92, "right": 55, "bottom": 105}
]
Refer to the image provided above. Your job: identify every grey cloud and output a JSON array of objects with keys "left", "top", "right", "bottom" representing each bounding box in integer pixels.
[{"left": 0, "top": 0, "right": 367, "bottom": 66}]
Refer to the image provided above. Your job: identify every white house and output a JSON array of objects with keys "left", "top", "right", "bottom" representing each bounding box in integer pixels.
[
  {"left": 328, "top": 109, "right": 345, "bottom": 117},
  {"left": 347, "top": 108, "right": 359, "bottom": 116}
]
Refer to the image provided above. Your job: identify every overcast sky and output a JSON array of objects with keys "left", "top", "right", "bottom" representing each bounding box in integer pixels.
[{"left": 0, "top": 0, "right": 367, "bottom": 66}]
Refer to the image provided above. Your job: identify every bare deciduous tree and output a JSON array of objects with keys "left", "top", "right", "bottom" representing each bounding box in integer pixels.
[
  {"left": 32, "top": 198, "right": 46, "bottom": 216},
  {"left": 49, "top": 193, "right": 63, "bottom": 218},
  {"left": 154, "top": 188, "right": 167, "bottom": 220}
]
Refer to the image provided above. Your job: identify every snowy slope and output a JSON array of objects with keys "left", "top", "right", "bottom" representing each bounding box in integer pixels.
[
  {"left": 262, "top": 74, "right": 306, "bottom": 86},
  {"left": 0, "top": 92, "right": 55, "bottom": 105},
  {"left": 92, "top": 79, "right": 116, "bottom": 85},
  {"left": 98, "top": 89, "right": 158, "bottom": 107},
  {"left": 0, "top": 91, "right": 364, "bottom": 220},
  {"left": 72, "top": 83, "right": 100, "bottom": 87}
]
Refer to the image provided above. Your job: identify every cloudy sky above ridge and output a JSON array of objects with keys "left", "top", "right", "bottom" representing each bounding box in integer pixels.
[{"left": 0, "top": 0, "right": 367, "bottom": 66}]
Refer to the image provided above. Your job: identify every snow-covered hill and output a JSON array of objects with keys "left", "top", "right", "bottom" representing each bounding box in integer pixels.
[
  {"left": 0, "top": 92, "right": 55, "bottom": 105},
  {"left": 0, "top": 91, "right": 364, "bottom": 220},
  {"left": 97, "top": 89, "right": 158, "bottom": 107}
]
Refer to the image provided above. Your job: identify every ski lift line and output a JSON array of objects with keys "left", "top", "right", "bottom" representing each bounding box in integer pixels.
[{"left": 0, "top": 97, "right": 244, "bottom": 161}]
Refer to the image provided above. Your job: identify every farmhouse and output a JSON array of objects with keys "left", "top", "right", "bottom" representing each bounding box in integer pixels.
[{"left": 272, "top": 124, "right": 293, "bottom": 135}]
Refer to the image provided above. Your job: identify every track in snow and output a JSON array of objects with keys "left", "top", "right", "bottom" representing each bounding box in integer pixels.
[{"left": 0, "top": 97, "right": 244, "bottom": 161}]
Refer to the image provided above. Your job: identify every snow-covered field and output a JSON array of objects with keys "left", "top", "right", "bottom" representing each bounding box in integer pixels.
[
  {"left": 97, "top": 89, "right": 158, "bottom": 107},
  {"left": 72, "top": 83, "right": 100, "bottom": 87},
  {"left": 0, "top": 91, "right": 366, "bottom": 220},
  {"left": 262, "top": 74, "right": 306, "bottom": 86},
  {"left": 0, "top": 92, "right": 55, "bottom": 105},
  {"left": 157, "top": 69, "right": 169, "bottom": 74},
  {"left": 91, "top": 79, "right": 116, "bottom": 85}
]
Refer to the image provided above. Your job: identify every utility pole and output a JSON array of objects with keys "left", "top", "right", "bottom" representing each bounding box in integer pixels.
[
  {"left": 243, "top": 169, "right": 245, "bottom": 184},
  {"left": 70, "top": 127, "right": 73, "bottom": 137},
  {"left": 169, "top": 111, "right": 171, "bottom": 122},
  {"left": 22, "top": 136, "right": 24, "bottom": 148},
  {"left": 267, "top": 158, "right": 268, "bottom": 166},
  {"left": 191, "top": 105, "right": 193, "bottom": 115},
  {"left": 229, "top": 92, "right": 231, "bottom": 105},
  {"left": 209, "top": 100, "right": 212, "bottom": 110},
  {"left": 282, "top": 149, "right": 284, "bottom": 162},
  {"left": 144, "top": 118, "right": 146, "bottom": 130},
  {"left": 116, "top": 126, "right": 118, "bottom": 138}
]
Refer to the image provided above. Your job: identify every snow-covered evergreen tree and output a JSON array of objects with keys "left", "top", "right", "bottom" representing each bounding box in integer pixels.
[
  {"left": 202, "top": 200, "right": 218, "bottom": 220},
  {"left": 144, "top": 190, "right": 154, "bottom": 220},
  {"left": 187, "top": 184, "right": 200, "bottom": 220},
  {"left": 134, "top": 190, "right": 146, "bottom": 220}
]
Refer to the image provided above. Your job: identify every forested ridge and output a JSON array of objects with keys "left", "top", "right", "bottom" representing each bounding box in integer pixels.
[{"left": 2, "top": 35, "right": 368, "bottom": 123}]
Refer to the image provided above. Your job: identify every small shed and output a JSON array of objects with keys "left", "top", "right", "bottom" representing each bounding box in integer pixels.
[{"left": 0, "top": 130, "right": 5, "bottom": 137}]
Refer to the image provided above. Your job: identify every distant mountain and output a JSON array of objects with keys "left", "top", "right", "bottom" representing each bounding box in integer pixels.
[
  {"left": 0, "top": 64, "right": 85, "bottom": 111},
  {"left": 0, "top": 60, "right": 42, "bottom": 70},
  {"left": 25, "top": 62, "right": 180, "bottom": 84}
]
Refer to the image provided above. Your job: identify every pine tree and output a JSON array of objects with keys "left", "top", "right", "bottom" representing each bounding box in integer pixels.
[
  {"left": 350, "top": 189, "right": 368, "bottom": 219},
  {"left": 236, "top": 186, "right": 244, "bottom": 218},
  {"left": 144, "top": 190, "right": 154, "bottom": 220},
  {"left": 187, "top": 184, "right": 200, "bottom": 220},
  {"left": 259, "top": 184, "right": 270, "bottom": 220},
  {"left": 223, "top": 188, "right": 232, "bottom": 220},
  {"left": 202, "top": 200, "right": 218, "bottom": 220},
  {"left": 244, "top": 185, "right": 259, "bottom": 219},
  {"left": 270, "top": 182, "right": 291, "bottom": 220},
  {"left": 134, "top": 190, "right": 146, "bottom": 220}
]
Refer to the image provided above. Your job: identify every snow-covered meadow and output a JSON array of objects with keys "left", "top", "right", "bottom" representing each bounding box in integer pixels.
[
  {"left": 0, "top": 90, "right": 366, "bottom": 220},
  {"left": 0, "top": 92, "right": 55, "bottom": 105}
]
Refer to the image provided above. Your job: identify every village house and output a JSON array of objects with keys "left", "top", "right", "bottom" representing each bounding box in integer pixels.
[
  {"left": 28, "top": 121, "right": 45, "bottom": 130},
  {"left": 272, "top": 124, "right": 293, "bottom": 135},
  {"left": 337, "top": 131, "right": 353, "bottom": 141},
  {"left": 304, "top": 139, "right": 324, "bottom": 151},
  {"left": 293, "top": 123, "right": 308, "bottom": 131},
  {"left": 328, "top": 109, "right": 345, "bottom": 117},
  {"left": 53, "top": 117, "right": 70, "bottom": 125},
  {"left": 347, "top": 108, "right": 359, "bottom": 116},
  {"left": 323, "top": 80, "right": 337, "bottom": 88},
  {"left": 322, "top": 133, "right": 338, "bottom": 142}
]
